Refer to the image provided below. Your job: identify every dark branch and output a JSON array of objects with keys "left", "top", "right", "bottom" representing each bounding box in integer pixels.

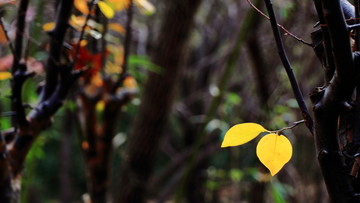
[
  {"left": 12, "top": 0, "right": 29, "bottom": 68},
  {"left": 310, "top": 0, "right": 358, "bottom": 202},
  {"left": 323, "top": 0, "right": 355, "bottom": 99},
  {"left": 11, "top": 0, "right": 30, "bottom": 128},
  {"left": 263, "top": 0, "right": 314, "bottom": 134},
  {"left": 42, "top": 0, "right": 73, "bottom": 101}
]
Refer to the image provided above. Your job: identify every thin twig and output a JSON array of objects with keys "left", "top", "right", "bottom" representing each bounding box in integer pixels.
[
  {"left": 269, "top": 120, "right": 305, "bottom": 134},
  {"left": 113, "top": 0, "right": 133, "bottom": 91},
  {"left": 12, "top": 0, "right": 29, "bottom": 73},
  {"left": 0, "top": 18, "right": 16, "bottom": 59},
  {"left": 247, "top": 0, "right": 313, "bottom": 47},
  {"left": 349, "top": 23, "right": 360, "bottom": 30},
  {"left": 72, "top": 0, "right": 96, "bottom": 68},
  {"left": 264, "top": 0, "right": 314, "bottom": 135}
]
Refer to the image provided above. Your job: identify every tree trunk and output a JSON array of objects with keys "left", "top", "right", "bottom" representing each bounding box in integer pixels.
[{"left": 116, "top": 0, "right": 203, "bottom": 202}]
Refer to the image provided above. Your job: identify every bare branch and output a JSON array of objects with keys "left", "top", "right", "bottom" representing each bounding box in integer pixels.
[
  {"left": 246, "top": 0, "right": 312, "bottom": 46},
  {"left": 263, "top": 0, "right": 314, "bottom": 134},
  {"left": 42, "top": 0, "right": 73, "bottom": 101}
]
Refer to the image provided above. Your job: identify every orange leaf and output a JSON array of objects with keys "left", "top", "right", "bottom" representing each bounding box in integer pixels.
[
  {"left": 123, "top": 76, "right": 137, "bottom": 89},
  {"left": 0, "top": 24, "right": 7, "bottom": 44},
  {"left": 108, "top": 23, "right": 125, "bottom": 34},
  {"left": 69, "top": 15, "right": 87, "bottom": 30},
  {"left": 42, "top": 22, "right": 55, "bottom": 32},
  {"left": 74, "top": 0, "right": 89, "bottom": 15}
]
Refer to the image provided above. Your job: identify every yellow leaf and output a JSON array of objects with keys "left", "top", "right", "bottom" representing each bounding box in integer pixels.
[
  {"left": 74, "top": 0, "right": 89, "bottom": 15},
  {"left": 98, "top": 1, "right": 115, "bottom": 19},
  {"left": 80, "top": 39, "right": 88, "bottom": 47},
  {"left": 123, "top": 76, "right": 137, "bottom": 89},
  {"left": 256, "top": 133, "right": 293, "bottom": 176},
  {"left": 0, "top": 72, "right": 12, "bottom": 80},
  {"left": 105, "top": 62, "right": 122, "bottom": 74},
  {"left": 96, "top": 100, "right": 105, "bottom": 111},
  {"left": 69, "top": 15, "right": 87, "bottom": 30},
  {"left": 107, "top": 0, "right": 129, "bottom": 11},
  {"left": 221, "top": 123, "right": 267, "bottom": 147},
  {"left": 42, "top": 22, "right": 55, "bottom": 32}
]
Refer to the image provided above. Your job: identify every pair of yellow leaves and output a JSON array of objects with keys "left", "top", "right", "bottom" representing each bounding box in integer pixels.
[{"left": 221, "top": 123, "right": 293, "bottom": 176}]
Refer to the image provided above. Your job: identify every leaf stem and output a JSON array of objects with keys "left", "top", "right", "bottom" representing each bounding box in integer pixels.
[{"left": 269, "top": 120, "right": 305, "bottom": 134}]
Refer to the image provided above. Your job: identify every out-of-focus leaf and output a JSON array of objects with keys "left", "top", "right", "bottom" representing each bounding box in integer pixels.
[
  {"left": 79, "top": 39, "right": 88, "bottom": 47},
  {"left": 98, "top": 1, "right": 115, "bottom": 19},
  {"left": 0, "top": 24, "right": 7, "bottom": 44},
  {"left": 96, "top": 100, "right": 105, "bottom": 112},
  {"left": 87, "top": 29, "right": 102, "bottom": 39},
  {"left": 42, "top": 22, "right": 55, "bottom": 32},
  {"left": 105, "top": 62, "right": 122, "bottom": 74},
  {"left": 271, "top": 181, "right": 291, "bottom": 203},
  {"left": 70, "top": 46, "right": 104, "bottom": 76},
  {"left": 69, "top": 15, "right": 87, "bottom": 30},
  {"left": 229, "top": 169, "right": 243, "bottom": 182},
  {"left": 135, "top": 0, "right": 156, "bottom": 15},
  {"left": 128, "top": 55, "right": 164, "bottom": 74},
  {"left": 108, "top": 23, "right": 125, "bottom": 34},
  {"left": 74, "top": 0, "right": 89, "bottom": 15},
  {"left": 123, "top": 76, "right": 137, "bottom": 89},
  {"left": 0, "top": 72, "right": 11, "bottom": 80},
  {"left": 107, "top": 0, "right": 129, "bottom": 11}
]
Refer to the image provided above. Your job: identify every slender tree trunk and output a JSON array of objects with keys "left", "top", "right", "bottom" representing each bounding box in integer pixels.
[
  {"left": 60, "top": 109, "right": 73, "bottom": 203},
  {"left": 116, "top": 0, "right": 202, "bottom": 202}
]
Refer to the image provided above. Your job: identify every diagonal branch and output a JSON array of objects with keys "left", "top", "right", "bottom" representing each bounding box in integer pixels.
[
  {"left": 42, "top": 0, "right": 73, "bottom": 101},
  {"left": 12, "top": 0, "right": 29, "bottom": 68},
  {"left": 263, "top": 0, "right": 314, "bottom": 134},
  {"left": 246, "top": 0, "right": 312, "bottom": 46},
  {"left": 11, "top": 0, "right": 30, "bottom": 128}
]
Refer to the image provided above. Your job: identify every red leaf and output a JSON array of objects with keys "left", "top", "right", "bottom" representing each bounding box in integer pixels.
[{"left": 71, "top": 46, "right": 105, "bottom": 76}]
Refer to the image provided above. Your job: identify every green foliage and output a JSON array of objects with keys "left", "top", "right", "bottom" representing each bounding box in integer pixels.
[{"left": 270, "top": 180, "right": 293, "bottom": 203}]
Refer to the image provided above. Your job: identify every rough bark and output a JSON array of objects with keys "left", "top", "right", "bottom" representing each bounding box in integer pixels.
[
  {"left": 310, "top": 0, "right": 358, "bottom": 201},
  {"left": 0, "top": 0, "right": 75, "bottom": 200}
]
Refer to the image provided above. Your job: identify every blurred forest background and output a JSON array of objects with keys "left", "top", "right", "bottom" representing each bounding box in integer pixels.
[{"left": 0, "top": 0, "right": 330, "bottom": 202}]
